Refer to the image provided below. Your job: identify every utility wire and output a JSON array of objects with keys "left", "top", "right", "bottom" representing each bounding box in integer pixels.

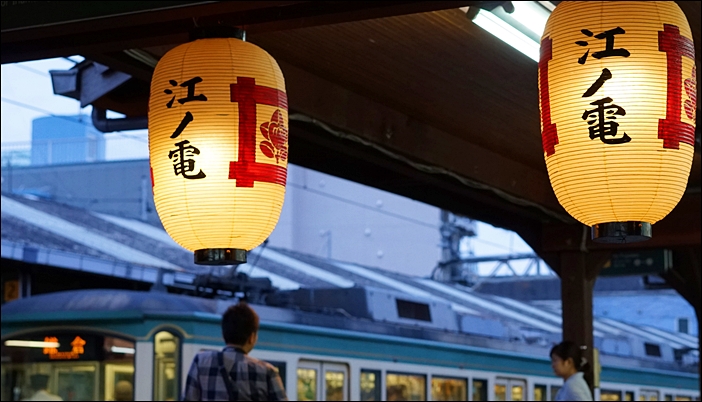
[
  {"left": 1, "top": 97, "right": 147, "bottom": 143},
  {"left": 289, "top": 113, "right": 573, "bottom": 224},
  {"left": 287, "top": 181, "right": 439, "bottom": 230},
  {"left": 13, "top": 64, "right": 49, "bottom": 77}
]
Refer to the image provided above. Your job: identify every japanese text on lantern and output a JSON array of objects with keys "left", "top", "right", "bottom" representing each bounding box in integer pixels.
[
  {"left": 576, "top": 27, "right": 631, "bottom": 145},
  {"left": 164, "top": 77, "right": 207, "bottom": 179}
]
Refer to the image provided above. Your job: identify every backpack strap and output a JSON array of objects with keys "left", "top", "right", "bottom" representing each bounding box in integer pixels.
[{"left": 217, "top": 351, "right": 237, "bottom": 401}]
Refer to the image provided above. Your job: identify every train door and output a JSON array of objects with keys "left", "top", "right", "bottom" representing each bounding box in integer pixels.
[
  {"left": 296, "top": 360, "right": 349, "bottom": 401},
  {"left": 54, "top": 363, "right": 99, "bottom": 400},
  {"left": 494, "top": 378, "right": 527, "bottom": 401}
]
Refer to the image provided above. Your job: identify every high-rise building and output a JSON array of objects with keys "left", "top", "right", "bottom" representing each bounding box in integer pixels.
[{"left": 30, "top": 115, "right": 105, "bottom": 166}]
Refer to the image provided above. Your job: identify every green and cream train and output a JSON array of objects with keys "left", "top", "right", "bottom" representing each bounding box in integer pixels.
[{"left": 1, "top": 288, "right": 699, "bottom": 401}]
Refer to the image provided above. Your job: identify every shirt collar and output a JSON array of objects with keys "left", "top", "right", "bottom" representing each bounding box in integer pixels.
[{"left": 223, "top": 345, "right": 247, "bottom": 354}]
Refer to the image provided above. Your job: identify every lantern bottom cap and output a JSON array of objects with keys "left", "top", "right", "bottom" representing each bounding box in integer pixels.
[
  {"left": 591, "top": 221, "right": 652, "bottom": 244},
  {"left": 194, "top": 248, "right": 247, "bottom": 265}
]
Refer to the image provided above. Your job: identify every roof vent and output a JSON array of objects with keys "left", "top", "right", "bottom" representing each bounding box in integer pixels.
[
  {"left": 396, "top": 299, "right": 431, "bottom": 322},
  {"left": 644, "top": 342, "right": 662, "bottom": 357}
]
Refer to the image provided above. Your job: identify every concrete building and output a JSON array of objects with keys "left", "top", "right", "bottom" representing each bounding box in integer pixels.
[
  {"left": 1, "top": 158, "right": 442, "bottom": 277},
  {"left": 30, "top": 115, "right": 105, "bottom": 166}
]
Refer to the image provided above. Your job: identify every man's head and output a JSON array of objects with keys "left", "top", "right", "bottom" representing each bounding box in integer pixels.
[
  {"left": 222, "top": 301, "right": 260, "bottom": 353},
  {"left": 114, "top": 380, "right": 133, "bottom": 401},
  {"left": 30, "top": 374, "right": 50, "bottom": 392}
]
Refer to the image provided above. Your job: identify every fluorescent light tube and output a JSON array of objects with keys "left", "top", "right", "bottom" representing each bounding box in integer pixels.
[
  {"left": 5, "top": 340, "right": 60, "bottom": 348},
  {"left": 473, "top": 9, "right": 541, "bottom": 62},
  {"left": 511, "top": 1, "right": 550, "bottom": 38},
  {"left": 111, "top": 346, "right": 136, "bottom": 354}
]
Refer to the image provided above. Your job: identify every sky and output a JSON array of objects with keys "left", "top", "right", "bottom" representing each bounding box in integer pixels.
[{"left": 0, "top": 57, "right": 549, "bottom": 277}]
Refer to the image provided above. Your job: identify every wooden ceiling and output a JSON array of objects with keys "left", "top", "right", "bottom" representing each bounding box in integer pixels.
[{"left": 2, "top": 1, "right": 700, "bottom": 263}]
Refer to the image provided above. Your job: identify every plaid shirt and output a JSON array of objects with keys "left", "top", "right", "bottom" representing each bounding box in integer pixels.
[{"left": 183, "top": 346, "right": 288, "bottom": 401}]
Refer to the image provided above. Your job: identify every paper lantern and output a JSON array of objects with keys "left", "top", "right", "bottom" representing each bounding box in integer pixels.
[
  {"left": 149, "top": 28, "right": 287, "bottom": 264},
  {"left": 538, "top": 1, "right": 696, "bottom": 243}
]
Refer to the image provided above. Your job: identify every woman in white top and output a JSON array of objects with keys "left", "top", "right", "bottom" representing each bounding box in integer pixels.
[{"left": 550, "top": 341, "right": 593, "bottom": 401}]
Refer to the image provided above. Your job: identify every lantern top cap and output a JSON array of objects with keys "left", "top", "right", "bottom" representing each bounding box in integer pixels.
[{"left": 189, "top": 26, "right": 246, "bottom": 41}]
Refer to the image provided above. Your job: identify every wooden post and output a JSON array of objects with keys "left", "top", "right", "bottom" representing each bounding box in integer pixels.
[
  {"left": 698, "top": 307, "right": 701, "bottom": 394},
  {"left": 662, "top": 247, "right": 701, "bottom": 394},
  {"left": 559, "top": 250, "right": 609, "bottom": 398}
]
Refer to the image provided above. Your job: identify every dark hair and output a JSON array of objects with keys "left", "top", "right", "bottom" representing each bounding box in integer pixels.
[
  {"left": 550, "top": 341, "right": 589, "bottom": 372},
  {"left": 30, "top": 374, "right": 49, "bottom": 391},
  {"left": 222, "top": 302, "right": 260, "bottom": 345}
]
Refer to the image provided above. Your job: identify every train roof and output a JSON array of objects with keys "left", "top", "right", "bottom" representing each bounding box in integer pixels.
[{"left": 1, "top": 192, "right": 699, "bottom": 372}]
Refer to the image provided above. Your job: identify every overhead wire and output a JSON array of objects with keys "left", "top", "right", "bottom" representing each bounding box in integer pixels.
[
  {"left": 2, "top": 61, "right": 535, "bottom": 255},
  {"left": 1, "top": 97, "right": 147, "bottom": 143},
  {"left": 288, "top": 182, "right": 520, "bottom": 252},
  {"left": 289, "top": 113, "right": 573, "bottom": 224}
]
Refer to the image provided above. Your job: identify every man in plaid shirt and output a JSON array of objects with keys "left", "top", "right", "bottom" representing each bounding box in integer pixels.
[{"left": 183, "top": 302, "right": 288, "bottom": 401}]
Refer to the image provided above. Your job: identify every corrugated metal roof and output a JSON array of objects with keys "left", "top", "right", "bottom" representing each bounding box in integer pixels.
[{"left": 1, "top": 192, "right": 697, "bottom": 365}]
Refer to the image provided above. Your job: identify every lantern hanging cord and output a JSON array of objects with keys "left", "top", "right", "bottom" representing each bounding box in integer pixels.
[{"left": 288, "top": 113, "right": 573, "bottom": 224}]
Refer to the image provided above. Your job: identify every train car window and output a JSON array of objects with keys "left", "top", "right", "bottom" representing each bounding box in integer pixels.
[
  {"left": 472, "top": 379, "right": 488, "bottom": 401},
  {"left": 495, "top": 382, "right": 507, "bottom": 401},
  {"left": 1, "top": 331, "right": 134, "bottom": 401},
  {"left": 153, "top": 331, "right": 180, "bottom": 402},
  {"left": 674, "top": 396, "right": 692, "bottom": 401},
  {"left": 431, "top": 376, "right": 467, "bottom": 401},
  {"left": 265, "top": 361, "right": 287, "bottom": 391},
  {"left": 386, "top": 372, "right": 426, "bottom": 401},
  {"left": 360, "top": 369, "right": 381, "bottom": 401},
  {"left": 534, "top": 384, "right": 547, "bottom": 401},
  {"left": 550, "top": 385, "right": 561, "bottom": 401},
  {"left": 298, "top": 361, "right": 349, "bottom": 401},
  {"left": 625, "top": 391, "right": 635, "bottom": 401},
  {"left": 297, "top": 368, "right": 318, "bottom": 401},
  {"left": 325, "top": 370, "right": 345, "bottom": 401},
  {"left": 664, "top": 395, "right": 673, "bottom": 401},
  {"left": 495, "top": 378, "right": 526, "bottom": 401},
  {"left": 601, "top": 389, "right": 623, "bottom": 401},
  {"left": 639, "top": 389, "right": 660, "bottom": 400},
  {"left": 511, "top": 380, "right": 525, "bottom": 401}
]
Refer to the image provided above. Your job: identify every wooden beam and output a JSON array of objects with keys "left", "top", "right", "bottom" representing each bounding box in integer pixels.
[
  {"left": 281, "top": 62, "right": 570, "bottom": 224},
  {"left": 1, "top": 1, "right": 477, "bottom": 64},
  {"left": 289, "top": 118, "right": 550, "bottom": 237},
  {"left": 540, "top": 193, "right": 701, "bottom": 253}
]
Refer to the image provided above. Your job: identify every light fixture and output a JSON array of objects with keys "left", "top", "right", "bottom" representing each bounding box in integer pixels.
[
  {"left": 465, "top": 1, "right": 553, "bottom": 62},
  {"left": 110, "top": 346, "right": 136, "bottom": 354},
  {"left": 149, "top": 26, "right": 288, "bottom": 265},
  {"left": 538, "top": 1, "right": 696, "bottom": 243},
  {"left": 4, "top": 340, "right": 60, "bottom": 348}
]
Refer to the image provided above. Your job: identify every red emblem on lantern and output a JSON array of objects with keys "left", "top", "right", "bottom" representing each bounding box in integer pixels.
[{"left": 229, "top": 77, "right": 288, "bottom": 188}]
